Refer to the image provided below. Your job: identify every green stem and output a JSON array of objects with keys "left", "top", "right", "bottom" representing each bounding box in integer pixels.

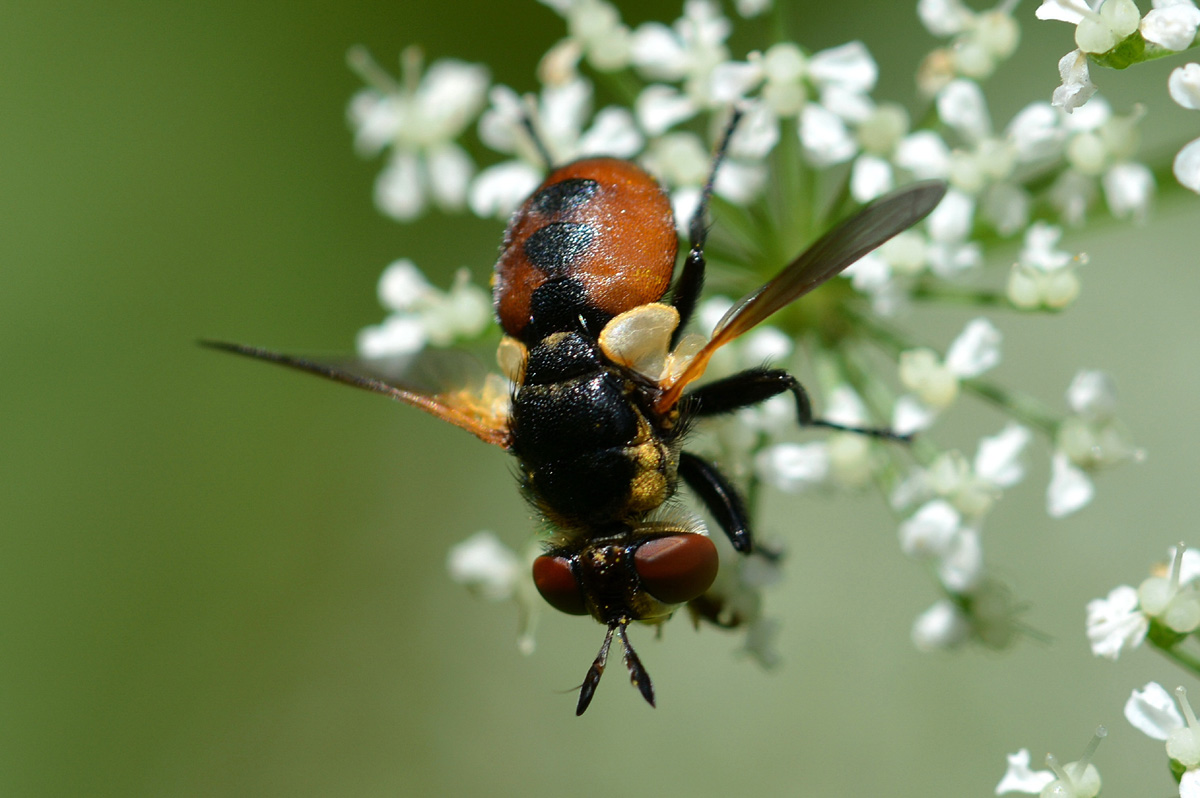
[
  {"left": 910, "top": 283, "right": 1013, "bottom": 308},
  {"left": 961, "top": 378, "right": 1060, "bottom": 437},
  {"left": 1155, "top": 640, "right": 1200, "bottom": 677}
]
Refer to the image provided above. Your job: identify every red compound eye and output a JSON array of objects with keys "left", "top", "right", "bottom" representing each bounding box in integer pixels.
[
  {"left": 532, "top": 555, "right": 588, "bottom": 616},
  {"left": 633, "top": 534, "right": 719, "bottom": 605}
]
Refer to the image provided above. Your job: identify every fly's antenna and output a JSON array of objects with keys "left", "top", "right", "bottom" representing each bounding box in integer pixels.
[
  {"left": 575, "top": 619, "right": 656, "bottom": 715},
  {"left": 576, "top": 624, "right": 616, "bottom": 715},
  {"left": 519, "top": 98, "right": 556, "bottom": 172}
]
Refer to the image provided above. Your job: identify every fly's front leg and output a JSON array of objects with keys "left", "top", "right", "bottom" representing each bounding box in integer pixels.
[
  {"left": 685, "top": 367, "right": 910, "bottom": 441},
  {"left": 678, "top": 451, "right": 752, "bottom": 553}
]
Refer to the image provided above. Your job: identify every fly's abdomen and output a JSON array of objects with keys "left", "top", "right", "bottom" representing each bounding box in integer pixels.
[{"left": 511, "top": 332, "right": 674, "bottom": 527}]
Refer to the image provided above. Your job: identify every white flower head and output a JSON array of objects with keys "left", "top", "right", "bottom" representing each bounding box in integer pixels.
[
  {"left": 996, "top": 728, "right": 1105, "bottom": 796},
  {"left": 1085, "top": 584, "right": 1148, "bottom": 657},
  {"left": 347, "top": 47, "right": 489, "bottom": 221}
]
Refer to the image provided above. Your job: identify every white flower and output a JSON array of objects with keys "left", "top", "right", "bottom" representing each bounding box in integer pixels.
[
  {"left": 1037, "top": 0, "right": 1140, "bottom": 52},
  {"left": 995, "top": 748, "right": 1056, "bottom": 795},
  {"left": 917, "top": 0, "right": 1020, "bottom": 84},
  {"left": 357, "top": 260, "right": 492, "bottom": 357},
  {"left": 447, "top": 531, "right": 523, "bottom": 601},
  {"left": 1138, "top": 544, "right": 1200, "bottom": 633},
  {"left": 1048, "top": 369, "right": 1137, "bottom": 515},
  {"left": 1087, "top": 584, "right": 1148, "bottom": 657},
  {"left": 911, "top": 599, "right": 970, "bottom": 650},
  {"left": 347, "top": 47, "right": 489, "bottom": 221},
  {"left": 1052, "top": 50, "right": 1098, "bottom": 112},
  {"left": 1008, "top": 222, "right": 1083, "bottom": 309},
  {"left": 997, "top": 729, "right": 1106, "bottom": 796},
  {"left": 470, "top": 79, "right": 643, "bottom": 218},
  {"left": 1124, "top": 681, "right": 1184, "bottom": 740},
  {"left": 1169, "top": 63, "right": 1200, "bottom": 192},
  {"left": 1126, "top": 682, "right": 1200, "bottom": 798},
  {"left": 1141, "top": 0, "right": 1200, "bottom": 50},
  {"left": 895, "top": 318, "right": 1002, "bottom": 433}
]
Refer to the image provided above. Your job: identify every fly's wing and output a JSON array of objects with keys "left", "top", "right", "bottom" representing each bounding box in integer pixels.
[
  {"left": 201, "top": 340, "right": 512, "bottom": 449},
  {"left": 656, "top": 180, "right": 947, "bottom": 413}
]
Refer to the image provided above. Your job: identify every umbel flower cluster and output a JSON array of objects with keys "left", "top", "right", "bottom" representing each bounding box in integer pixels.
[{"left": 341, "top": 0, "right": 1195, "bottom": 790}]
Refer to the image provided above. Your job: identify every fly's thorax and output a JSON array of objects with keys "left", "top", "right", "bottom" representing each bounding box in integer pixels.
[{"left": 510, "top": 330, "right": 683, "bottom": 529}]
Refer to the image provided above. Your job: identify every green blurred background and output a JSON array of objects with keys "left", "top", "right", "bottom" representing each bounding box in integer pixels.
[{"left": 4, "top": 1, "right": 1200, "bottom": 795}]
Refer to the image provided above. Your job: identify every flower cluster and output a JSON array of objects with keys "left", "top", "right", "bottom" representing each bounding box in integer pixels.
[
  {"left": 341, "top": 0, "right": 1161, "bottom": 666},
  {"left": 995, "top": 728, "right": 1106, "bottom": 796},
  {"left": 1036, "top": 0, "right": 1200, "bottom": 191}
]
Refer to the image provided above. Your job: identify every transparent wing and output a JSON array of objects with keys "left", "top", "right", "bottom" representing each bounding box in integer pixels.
[
  {"left": 201, "top": 340, "right": 512, "bottom": 448},
  {"left": 656, "top": 180, "right": 947, "bottom": 413}
]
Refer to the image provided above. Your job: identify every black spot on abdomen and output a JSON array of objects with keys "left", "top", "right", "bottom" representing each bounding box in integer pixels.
[
  {"left": 523, "top": 222, "right": 595, "bottom": 276},
  {"left": 531, "top": 178, "right": 599, "bottom": 216}
]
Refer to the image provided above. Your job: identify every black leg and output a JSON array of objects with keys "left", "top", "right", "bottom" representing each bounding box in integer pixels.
[
  {"left": 670, "top": 108, "right": 743, "bottom": 344},
  {"left": 685, "top": 367, "right": 910, "bottom": 441},
  {"left": 679, "top": 451, "right": 752, "bottom": 553}
]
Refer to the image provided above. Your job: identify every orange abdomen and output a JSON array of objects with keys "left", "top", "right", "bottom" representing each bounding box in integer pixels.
[{"left": 493, "top": 158, "right": 678, "bottom": 340}]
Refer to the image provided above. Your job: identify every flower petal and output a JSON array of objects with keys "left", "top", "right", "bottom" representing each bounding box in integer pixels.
[{"left": 1124, "top": 681, "right": 1185, "bottom": 740}]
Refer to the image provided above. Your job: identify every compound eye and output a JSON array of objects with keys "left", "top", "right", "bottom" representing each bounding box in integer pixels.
[
  {"left": 532, "top": 555, "right": 589, "bottom": 616},
  {"left": 633, "top": 534, "right": 719, "bottom": 605}
]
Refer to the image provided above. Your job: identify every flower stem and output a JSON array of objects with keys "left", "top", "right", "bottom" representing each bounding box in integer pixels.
[{"left": 1154, "top": 640, "right": 1200, "bottom": 677}]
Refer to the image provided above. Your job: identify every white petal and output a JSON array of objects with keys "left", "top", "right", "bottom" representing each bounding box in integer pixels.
[
  {"left": 446, "top": 531, "right": 521, "bottom": 601},
  {"left": 1183, "top": 769, "right": 1200, "bottom": 798},
  {"left": 975, "top": 423, "right": 1033, "bottom": 487},
  {"left": 1102, "top": 161, "right": 1155, "bottom": 220},
  {"left": 1177, "top": 545, "right": 1200, "bottom": 585},
  {"left": 893, "top": 394, "right": 937, "bottom": 435},
  {"left": 469, "top": 161, "right": 542, "bottom": 219},
  {"left": 918, "top": 0, "right": 975, "bottom": 36},
  {"left": 576, "top": 106, "right": 643, "bottom": 157},
  {"left": 995, "top": 749, "right": 1055, "bottom": 795},
  {"left": 374, "top": 152, "right": 425, "bottom": 221},
  {"left": 980, "top": 182, "right": 1031, "bottom": 237},
  {"left": 1067, "top": 370, "right": 1118, "bottom": 419},
  {"left": 850, "top": 156, "right": 894, "bottom": 203},
  {"left": 800, "top": 103, "right": 857, "bottom": 166},
  {"left": 377, "top": 258, "right": 432, "bottom": 310},
  {"left": 540, "top": 78, "right": 591, "bottom": 148},
  {"left": 709, "top": 60, "right": 764, "bottom": 102},
  {"left": 1141, "top": 5, "right": 1200, "bottom": 50},
  {"left": 1086, "top": 586, "right": 1148, "bottom": 658},
  {"left": 809, "top": 41, "right": 877, "bottom": 93},
  {"left": 926, "top": 189, "right": 975, "bottom": 242},
  {"left": 477, "top": 85, "right": 524, "bottom": 155},
  {"left": 938, "top": 526, "right": 983, "bottom": 592},
  {"left": 755, "top": 442, "right": 831, "bottom": 492},
  {"left": 894, "top": 130, "right": 952, "bottom": 178},
  {"left": 630, "top": 22, "right": 688, "bottom": 80},
  {"left": 1052, "top": 50, "right": 1098, "bottom": 113},
  {"left": 426, "top": 142, "right": 474, "bottom": 211},
  {"left": 356, "top": 315, "right": 426, "bottom": 358},
  {"left": 1175, "top": 137, "right": 1200, "bottom": 193},
  {"left": 1006, "top": 102, "right": 1064, "bottom": 162},
  {"left": 1125, "top": 682, "right": 1185, "bottom": 740},
  {"left": 735, "top": 0, "right": 772, "bottom": 17},
  {"left": 899, "top": 499, "right": 961, "bottom": 558},
  {"left": 911, "top": 600, "right": 970, "bottom": 651},
  {"left": 1169, "top": 63, "right": 1200, "bottom": 109},
  {"left": 1035, "top": 0, "right": 1094, "bottom": 24},
  {"left": 946, "top": 318, "right": 1002, "bottom": 378},
  {"left": 714, "top": 159, "right": 766, "bottom": 204},
  {"left": 1047, "top": 451, "right": 1095, "bottom": 517},
  {"left": 636, "top": 84, "right": 698, "bottom": 136},
  {"left": 348, "top": 90, "right": 400, "bottom": 156},
  {"left": 728, "top": 100, "right": 780, "bottom": 159},
  {"left": 938, "top": 79, "right": 992, "bottom": 141},
  {"left": 418, "top": 59, "right": 490, "bottom": 138}
]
